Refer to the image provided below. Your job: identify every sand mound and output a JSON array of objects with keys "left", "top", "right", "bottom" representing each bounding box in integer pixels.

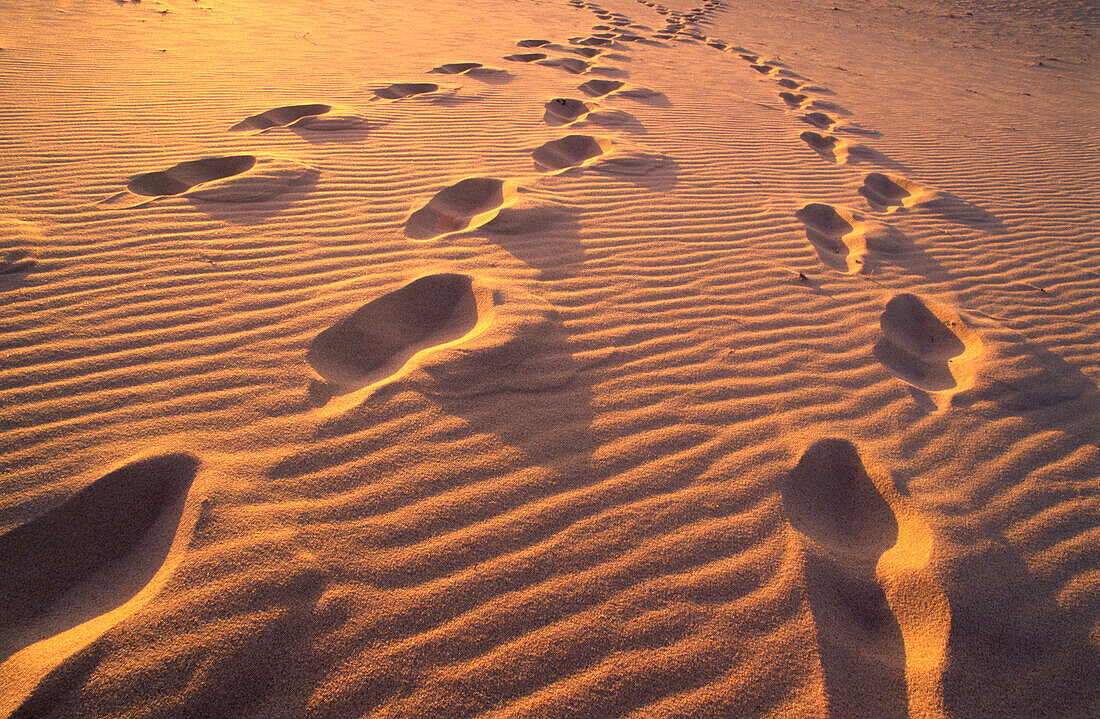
[
  {"left": 0, "top": 454, "right": 199, "bottom": 629},
  {"left": 404, "top": 177, "right": 517, "bottom": 241},
  {"left": 532, "top": 134, "right": 613, "bottom": 172}
]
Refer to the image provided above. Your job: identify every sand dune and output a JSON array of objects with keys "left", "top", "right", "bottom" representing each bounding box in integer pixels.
[{"left": 0, "top": 0, "right": 1097, "bottom": 717}]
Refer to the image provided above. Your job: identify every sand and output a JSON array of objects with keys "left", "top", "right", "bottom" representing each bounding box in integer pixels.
[{"left": 0, "top": 0, "right": 1097, "bottom": 716}]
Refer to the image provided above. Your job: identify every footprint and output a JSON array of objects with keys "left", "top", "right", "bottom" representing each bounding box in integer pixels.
[
  {"left": 779, "top": 91, "right": 809, "bottom": 108},
  {"left": 795, "top": 203, "right": 867, "bottom": 273},
  {"left": 859, "top": 172, "right": 928, "bottom": 210},
  {"left": 578, "top": 79, "right": 624, "bottom": 96},
  {"left": 101, "top": 155, "right": 317, "bottom": 207},
  {"left": 874, "top": 293, "right": 981, "bottom": 395},
  {"left": 230, "top": 103, "right": 331, "bottom": 131},
  {"left": 798, "top": 131, "right": 852, "bottom": 163},
  {"left": 784, "top": 439, "right": 950, "bottom": 718},
  {"left": 777, "top": 78, "right": 803, "bottom": 90},
  {"left": 306, "top": 274, "right": 574, "bottom": 406},
  {"left": 1, "top": 248, "right": 36, "bottom": 276},
  {"left": 307, "top": 273, "right": 482, "bottom": 395},
  {"left": 504, "top": 52, "right": 547, "bottom": 63},
  {"left": 0, "top": 453, "right": 200, "bottom": 630},
  {"left": 544, "top": 97, "right": 597, "bottom": 125},
  {"left": 0, "top": 217, "right": 41, "bottom": 277},
  {"left": 372, "top": 82, "right": 440, "bottom": 99},
  {"left": 536, "top": 57, "right": 591, "bottom": 74},
  {"left": 229, "top": 104, "right": 366, "bottom": 132},
  {"left": 532, "top": 134, "right": 613, "bottom": 172},
  {"left": 800, "top": 111, "right": 837, "bottom": 130},
  {"left": 783, "top": 439, "right": 906, "bottom": 718},
  {"left": 570, "top": 46, "right": 605, "bottom": 58},
  {"left": 404, "top": 177, "right": 517, "bottom": 241},
  {"left": 570, "top": 35, "right": 615, "bottom": 46},
  {"left": 750, "top": 62, "right": 777, "bottom": 75},
  {"left": 516, "top": 39, "right": 551, "bottom": 47},
  {"left": 428, "top": 62, "right": 483, "bottom": 74}
]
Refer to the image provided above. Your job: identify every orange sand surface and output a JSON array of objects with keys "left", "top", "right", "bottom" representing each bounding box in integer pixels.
[{"left": 0, "top": 0, "right": 1097, "bottom": 717}]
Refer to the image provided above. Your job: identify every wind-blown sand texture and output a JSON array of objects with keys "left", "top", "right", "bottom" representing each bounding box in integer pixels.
[{"left": 1, "top": 0, "right": 1098, "bottom": 717}]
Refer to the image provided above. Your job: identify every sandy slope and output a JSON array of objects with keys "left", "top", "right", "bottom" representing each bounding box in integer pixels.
[{"left": 0, "top": 0, "right": 1097, "bottom": 716}]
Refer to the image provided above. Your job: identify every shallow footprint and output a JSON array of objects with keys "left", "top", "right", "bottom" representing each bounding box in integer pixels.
[
  {"left": 532, "top": 134, "right": 613, "bottom": 172},
  {"left": 783, "top": 439, "right": 907, "bottom": 719},
  {"left": 372, "top": 82, "right": 440, "bottom": 99},
  {"left": 516, "top": 39, "right": 551, "bottom": 47},
  {"left": 795, "top": 203, "right": 867, "bottom": 273},
  {"left": 800, "top": 111, "right": 837, "bottom": 130},
  {"left": 874, "top": 293, "right": 981, "bottom": 396},
  {"left": 404, "top": 177, "right": 517, "bottom": 241},
  {"left": 785, "top": 439, "right": 950, "bottom": 717},
  {"left": 536, "top": 57, "right": 591, "bottom": 74}
]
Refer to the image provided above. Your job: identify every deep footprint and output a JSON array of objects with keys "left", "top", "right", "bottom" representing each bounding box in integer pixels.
[
  {"left": 306, "top": 273, "right": 480, "bottom": 393},
  {"left": 428, "top": 62, "right": 483, "bottom": 74},
  {"left": 127, "top": 155, "right": 257, "bottom": 197},
  {"left": 0, "top": 454, "right": 199, "bottom": 629},
  {"left": 874, "top": 293, "right": 978, "bottom": 393},
  {"left": 783, "top": 439, "right": 908, "bottom": 719},
  {"left": 799, "top": 131, "right": 848, "bottom": 162},
  {"left": 795, "top": 203, "right": 866, "bottom": 273},
  {"left": 544, "top": 97, "right": 597, "bottom": 125},
  {"left": 532, "top": 134, "right": 613, "bottom": 171},
  {"left": 404, "top": 177, "right": 517, "bottom": 240},
  {"left": 230, "top": 103, "right": 331, "bottom": 131}
]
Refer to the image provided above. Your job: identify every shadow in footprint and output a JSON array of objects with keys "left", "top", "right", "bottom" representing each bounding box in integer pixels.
[
  {"left": 941, "top": 541, "right": 1100, "bottom": 719},
  {"left": 532, "top": 134, "right": 613, "bottom": 173},
  {"left": 0, "top": 453, "right": 199, "bottom": 662},
  {"left": 479, "top": 199, "right": 585, "bottom": 279},
  {"left": 874, "top": 293, "right": 980, "bottom": 401},
  {"left": 306, "top": 274, "right": 481, "bottom": 401},
  {"left": 592, "top": 152, "right": 678, "bottom": 190},
  {"left": 404, "top": 177, "right": 517, "bottom": 241},
  {"left": 782, "top": 439, "right": 909, "bottom": 719}
]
